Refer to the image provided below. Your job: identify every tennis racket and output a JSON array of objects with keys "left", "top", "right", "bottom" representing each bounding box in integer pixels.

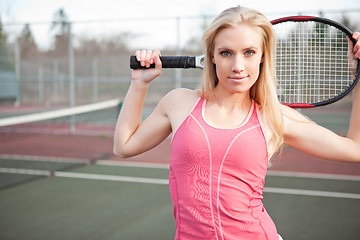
[{"left": 130, "top": 16, "right": 360, "bottom": 108}]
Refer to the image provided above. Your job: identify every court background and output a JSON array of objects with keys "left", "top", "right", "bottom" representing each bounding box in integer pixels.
[{"left": 1, "top": 2, "right": 360, "bottom": 239}]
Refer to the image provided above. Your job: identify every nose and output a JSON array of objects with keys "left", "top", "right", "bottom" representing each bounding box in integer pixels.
[{"left": 232, "top": 56, "right": 245, "bottom": 73}]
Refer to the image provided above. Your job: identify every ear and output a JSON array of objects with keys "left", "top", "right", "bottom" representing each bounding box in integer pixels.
[
  {"left": 212, "top": 55, "right": 216, "bottom": 64},
  {"left": 261, "top": 54, "right": 264, "bottom": 63}
]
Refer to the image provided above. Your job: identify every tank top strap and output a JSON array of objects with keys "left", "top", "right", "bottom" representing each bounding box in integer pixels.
[{"left": 190, "top": 97, "right": 206, "bottom": 118}]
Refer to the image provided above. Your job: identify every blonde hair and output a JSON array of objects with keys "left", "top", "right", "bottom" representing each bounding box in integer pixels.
[{"left": 200, "top": 6, "right": 284, "bottom": 158}]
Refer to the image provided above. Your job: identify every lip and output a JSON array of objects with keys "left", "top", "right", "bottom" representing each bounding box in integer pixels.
[{"left": 229, "top": 75, "right": 248, "bottom": 83}]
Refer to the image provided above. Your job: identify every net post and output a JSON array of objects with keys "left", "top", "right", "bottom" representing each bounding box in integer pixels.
[
  {"left": 38, "top": 66, "right": 44, "bottom": 104},
  {"left": 14, "top": 39, "right": 21, "bottom": 107},
  {"left": 68, "top": 22, "right": 76, "bottom": 134},
  {"left": 53, "top": 60, "right": 59, "bottom": 104},
  {"left": 92, "top": 58, "right": 99, "bottom": 103}
]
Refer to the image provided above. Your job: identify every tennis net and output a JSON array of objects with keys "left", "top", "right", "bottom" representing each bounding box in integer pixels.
[
  {"left": 0, "top": 98, "right": 121, "bottom": 140},
  {"left": 0, "top": 99, "right": 122, "bottom": 189}
]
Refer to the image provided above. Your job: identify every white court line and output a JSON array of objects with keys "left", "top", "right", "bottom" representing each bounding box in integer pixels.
[
  {"left": 3, "top": 155, "right": 359, "bottom": 182},
  {"left": 266, "top": 170, "right": 360, "bottom": 181},
  {"left": 54, "top": 171, "right": 169, "bottom": 185},
  {"left": 0, "top": 154, "right": 360, "bottom": 181},
  {"left": 97, "top": 160, "right": 360, "bottom": 182},
  {"left": 2, "top": 167, "right": 360, "bottom": 199},
  {"left": 0, "top": 154, "right": 90, "bottom": 164},
  {"left": 97, "top": 160, "right": 169, "bottom": 169},
  {"left": 264, "top": 187, "right": 360, "bottom": 200},
  {"left": 51, "top": 172, "right": 360, "bottom": 199}
]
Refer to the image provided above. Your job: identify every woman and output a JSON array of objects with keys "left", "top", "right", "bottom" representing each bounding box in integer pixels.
[{"left": 114, "top": 6, "right": 360, "bottom": 240}]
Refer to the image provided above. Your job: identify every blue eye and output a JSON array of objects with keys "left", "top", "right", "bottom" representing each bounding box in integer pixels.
[
  {"left": 245, "top": 50, "right": 255, "bottom": 56},
  {"left": 220, "top": 51, "right": 231, "bottom": 57}
]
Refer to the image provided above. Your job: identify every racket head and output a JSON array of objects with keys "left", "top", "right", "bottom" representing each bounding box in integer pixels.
[{"left": 270, "top": 16, "right": 360, "bottom": 108}]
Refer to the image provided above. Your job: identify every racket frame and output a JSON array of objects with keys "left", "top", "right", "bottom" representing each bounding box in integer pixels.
[{"left": 271, "top": 16, "right": 360, "bottom": 108}]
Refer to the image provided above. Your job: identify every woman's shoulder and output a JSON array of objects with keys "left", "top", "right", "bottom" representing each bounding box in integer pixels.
[
  {"left": 162, "top": 88, "right": 201, "bottom": 106},
  {"left": 166, "top": 88, "right": 201, "bottom": 98},
  {"left": 159, "top": 88, "right": 201, "bottom": 116},
  {"left": 279, "top": 104, "right": 312, "bottom": 123}
]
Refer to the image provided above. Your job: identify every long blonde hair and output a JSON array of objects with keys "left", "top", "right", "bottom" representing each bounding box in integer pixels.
[{"left": 200, "top": 6, "right": 284, "bottom": 158}]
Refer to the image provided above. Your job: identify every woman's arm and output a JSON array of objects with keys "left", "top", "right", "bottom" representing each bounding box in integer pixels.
[
  {"left": 347, "top": 32, "right": 360, "bottom": 144},
  {"left": 113, "top": 50, "right": 172, "bottom": 158},
  {"left": 283, "top": 105, "right": 360, "bottom": 162}
]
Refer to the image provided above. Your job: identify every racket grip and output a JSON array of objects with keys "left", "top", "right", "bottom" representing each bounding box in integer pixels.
[{"left": 130, "top": 56, "right": 196, "bottom": 69}]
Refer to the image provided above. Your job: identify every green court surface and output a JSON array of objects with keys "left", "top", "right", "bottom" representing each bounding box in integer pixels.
[{"left": 1, "top": 157, "right": 360, "bottom": 240}]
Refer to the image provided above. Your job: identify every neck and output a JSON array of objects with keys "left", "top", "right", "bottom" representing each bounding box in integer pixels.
[{"left": 209, "top": 90, "right": 252, "bottom": 112}]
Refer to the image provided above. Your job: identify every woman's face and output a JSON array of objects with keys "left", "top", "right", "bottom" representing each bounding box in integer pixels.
[{"left": 212, "top": 23, "right": 263, "bottom": 95}]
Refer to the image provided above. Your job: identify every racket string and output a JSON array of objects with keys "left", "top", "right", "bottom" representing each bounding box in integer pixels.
[{"left": 274, "top": 21, "right": 354, "bottom": 105}]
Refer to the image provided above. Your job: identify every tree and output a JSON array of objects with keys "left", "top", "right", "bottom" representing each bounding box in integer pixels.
[
  {"left": 76, "top": 32, "right": 135, "bottom": 57},
  {"left": 18, "top": 23, "right": 38, "bottom": 59},
  {"left": 50, "top": 8, "right": 70, "bottom": 37},
  {"left": 182, "top": 15, "right": 209, "bottom": 54},
  {"left": 0, "top": 15, "right": 12, "bottom": 70},
  {"left": 341, "top": 14, "right": 357, "bottom": 33},
  {"left": 0, "top": 14, "right": 5, "bottom": 40},
  {"left": 76, "top": 37, "right": 103, "bottom": 56},
  {"left": 101, "top": 32, "right": 135, "bottom": 55},
  {"left": 0, "top": 15, "right": 18, "bottom": 103},
  {"left": 49, "top": 8, "right": 70, "bottom": 56}
]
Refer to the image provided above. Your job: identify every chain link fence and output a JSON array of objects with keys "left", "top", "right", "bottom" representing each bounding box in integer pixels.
[{"left": 1, "top": 10, "right": 359, "bottom": 107}]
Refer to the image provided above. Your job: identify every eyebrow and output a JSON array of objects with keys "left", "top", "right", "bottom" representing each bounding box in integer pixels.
[{"left": 216, "top": 46, "right": 260, "bottom": 51}]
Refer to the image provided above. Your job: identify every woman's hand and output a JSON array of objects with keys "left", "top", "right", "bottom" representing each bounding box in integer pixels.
[
  {"left": 352, "top": 32, "right": 360, "bottom": 59},
  {"left": 131, "top": 49, "right": 162, "bottom": 84},
  {"left": 347, "top": 32, "right": 360, "bottom": 77},
  {"left": 350, "top": 32, "right": 360, "bottom": 95}
]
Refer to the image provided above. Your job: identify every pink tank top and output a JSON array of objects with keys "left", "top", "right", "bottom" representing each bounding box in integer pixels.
[{"left": 169, "top": 97, "right": 278, "bottom": 240}]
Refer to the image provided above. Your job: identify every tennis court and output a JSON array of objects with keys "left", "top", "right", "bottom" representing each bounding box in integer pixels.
[
  {"left": 1, "top": 145, "right": 360, "bottom": 239},
  {"left": 1, "top": 152, "right": 360, "bottom": 240},
  {"left": 1, "top": 99, "right": 360, "bottom": 240}
]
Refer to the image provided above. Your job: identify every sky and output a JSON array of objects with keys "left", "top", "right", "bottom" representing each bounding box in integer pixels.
[{"left": 1, "top": 0, "right": 360, "bottom": 50}]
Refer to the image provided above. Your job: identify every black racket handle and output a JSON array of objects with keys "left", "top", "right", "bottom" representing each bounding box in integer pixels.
[{"left": 130, "top": 56, "right": 196, "bottom": 69}]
